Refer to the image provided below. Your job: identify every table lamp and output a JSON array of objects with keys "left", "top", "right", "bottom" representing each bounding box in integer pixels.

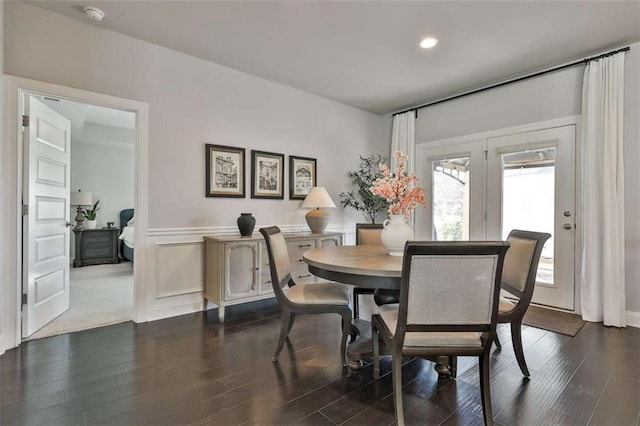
[
  {"left": 301, "top": 187, "right": 336, "bottom": 234},
  {"left": 70, "top": 190, "right": 93, "bottom": 231}
]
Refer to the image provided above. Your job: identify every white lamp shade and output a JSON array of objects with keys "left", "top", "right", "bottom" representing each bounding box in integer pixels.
[
  {"left": 300, "top": 187, "right": 336, "bottom": 209},
  {"left": 70, "top": 191, "right": 93, "bottom": 206}
]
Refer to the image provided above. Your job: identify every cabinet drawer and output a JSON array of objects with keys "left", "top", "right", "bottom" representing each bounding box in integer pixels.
[
  {"left": 82, "top": 247, "right": 113, "bottom": 258},
  {"left": 84, "top": 234, "right": 112, "bottom": 243},
  {"left": 287, "top": 239, "right": 315, "bottom": 266}
]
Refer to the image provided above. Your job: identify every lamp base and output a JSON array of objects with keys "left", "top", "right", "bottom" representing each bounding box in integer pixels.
[
  {"left": 305, "top": 208, "right": 329, "bottom": 234},
  {"left": 74, "top": 206, "right": 85, "bottom": 231}
]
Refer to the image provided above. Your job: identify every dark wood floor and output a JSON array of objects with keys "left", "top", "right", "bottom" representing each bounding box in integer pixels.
[{"left": 1, "top": 300, "right": 639, "bottom": 426}]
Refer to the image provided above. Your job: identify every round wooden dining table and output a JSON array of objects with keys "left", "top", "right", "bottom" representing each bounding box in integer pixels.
[{"left": 303, "top": 245, "right": 451, "bottom": 377}]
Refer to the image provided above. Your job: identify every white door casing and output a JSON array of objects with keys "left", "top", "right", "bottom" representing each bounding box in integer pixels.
[
  {"left": 2, "top": 76, "right": 148, "bottom": 354},
  {"left": 22, "top": 95, "right": 71, "bottom": 337},
  {"left": 486, "top": 125, "right": 576, "bottom": 310}
]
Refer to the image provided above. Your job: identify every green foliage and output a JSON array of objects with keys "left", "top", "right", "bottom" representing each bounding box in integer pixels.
[
  {"left": 83, "top": 200, "right": 100, "bottom": 220},
  {"left": 339, "top": 154, "right": 390, "bottom": 223}
]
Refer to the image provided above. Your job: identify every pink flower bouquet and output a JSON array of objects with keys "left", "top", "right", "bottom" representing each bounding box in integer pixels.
[{"left": 370, "top": 151, "right": 427, "bottom": 217}]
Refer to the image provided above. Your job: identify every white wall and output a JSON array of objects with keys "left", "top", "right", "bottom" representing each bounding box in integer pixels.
[
  {"left": 4, "top": 2, "right": 390, "bottom": 231},
  {"left": 71, "top": 123, "right": 136, "bottom": 229},
  {"left": 414, "top": 43, "right": 640, "bottom": 319},
  {"left": 2, "top": 2, "right": 391, "bottom": 327}
]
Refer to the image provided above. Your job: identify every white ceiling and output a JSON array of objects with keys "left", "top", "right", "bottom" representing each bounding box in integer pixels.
[
  {"left": 25, "top": 0, "right": 640, "bottom": 115},
  {"left": 38, "top": 96, "right": 136, "bottom": 145}
]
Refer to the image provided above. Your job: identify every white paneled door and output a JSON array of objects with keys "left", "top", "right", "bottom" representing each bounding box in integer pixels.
[
  {"left": 486, "top": 126, "right": 576, "bottom": 310},
  {"left": 22, "top": 95, "right": 72, "bottom": 337}
]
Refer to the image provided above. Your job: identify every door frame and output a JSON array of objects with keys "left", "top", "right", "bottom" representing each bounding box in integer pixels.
[
  {"left": 414, "top": 115, "right": 582, "bottom": 313},
  {"left": 2, "top": 75, "right": 149, "bottom": 353}
]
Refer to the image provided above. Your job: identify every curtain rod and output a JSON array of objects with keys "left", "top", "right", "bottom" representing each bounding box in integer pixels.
[{"left": 392, "top": 45, "right": 631, "bottom": 117}]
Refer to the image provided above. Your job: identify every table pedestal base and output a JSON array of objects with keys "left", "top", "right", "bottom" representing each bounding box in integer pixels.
[{"left": 347, "top": 319, "right": 452, "bottom": 380}]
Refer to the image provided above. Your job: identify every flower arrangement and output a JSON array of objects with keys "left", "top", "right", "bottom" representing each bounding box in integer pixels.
[{"left": 370, "top": 151, "right": 427, "bottom": 217}]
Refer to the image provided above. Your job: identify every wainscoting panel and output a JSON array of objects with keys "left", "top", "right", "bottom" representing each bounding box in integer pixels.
[
  {"left": 144, "top": 223, "right": 350, "bottom": 322},
  {"left": 156, "top": 242, "right": 204, "bottom": 298}
]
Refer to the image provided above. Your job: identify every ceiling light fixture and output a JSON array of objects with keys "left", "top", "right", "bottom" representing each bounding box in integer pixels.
[
  {"left": 420, "top": 37, "right": 438, "bottom": 49},
  {"left": 84, "top": 6, "right": 105, "bottom": 22}
]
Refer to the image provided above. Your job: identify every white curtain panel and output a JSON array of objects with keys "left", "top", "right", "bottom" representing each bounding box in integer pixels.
[
  {"left": 390, "top": 111, "right": 416, "bottom": 173},
  {"left": 580, "top": 52, "right": 626, "bottom": 327}
]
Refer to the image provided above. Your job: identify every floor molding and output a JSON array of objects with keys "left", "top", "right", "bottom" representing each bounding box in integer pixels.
[{"left": 627, "top": 310, "right": 640, "bottom": 328}]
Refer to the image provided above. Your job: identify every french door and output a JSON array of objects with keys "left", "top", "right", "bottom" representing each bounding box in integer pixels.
[{"left": 417, "top": 124, "right": 576, "bottom": 310}]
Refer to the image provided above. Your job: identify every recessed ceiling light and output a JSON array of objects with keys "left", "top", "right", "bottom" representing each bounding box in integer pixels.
[{"left": 420, "top": 37, "right": 438, "bottom": 49}]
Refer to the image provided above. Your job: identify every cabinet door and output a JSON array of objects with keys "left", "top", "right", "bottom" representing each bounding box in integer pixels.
[
  {"left": 258, "top": 242, "right": 274, "bottom": 295},
  {"left": 317, "top": 235, "right": 342, "bottom": 248},
  {"left": 224, "top": 242, "right": 259, "bottom": 300}
]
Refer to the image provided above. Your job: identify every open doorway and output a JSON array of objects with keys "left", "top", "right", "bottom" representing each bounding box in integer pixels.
[{"left": 22, "top": 94, "right": 136, "bottom": 340}]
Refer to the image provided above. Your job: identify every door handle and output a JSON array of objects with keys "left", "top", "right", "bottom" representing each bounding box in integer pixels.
[
  {"left": 563, "top": 223, "right": 573, "bottom": 230},
  {"left": 563, "top": 211, "right": 572, "bottom": 217},
  {"left": 65, "top": 222, "right": 73, "bottom": 228}
]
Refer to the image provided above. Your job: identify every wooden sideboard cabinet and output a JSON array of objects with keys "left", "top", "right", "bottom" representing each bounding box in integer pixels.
[
  {"left": 73, "top": 228, "right": 120, "bottom": 267},
  {"left": 204, "top": 232, "right": 342, "bottom": 322}
]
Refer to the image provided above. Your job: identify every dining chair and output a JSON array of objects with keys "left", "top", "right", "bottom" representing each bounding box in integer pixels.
[
  {"left": 353, "top": 223, "right": 383, "bottom": 318},
  {"left": 259, "top": 226, "right": 353, "bottom": 366},
  {"left": 372, "top": 241, "right": 509, "bottom": 426},
  {"left": 495, "top": 229, "right": 551, "bottom": 377}
]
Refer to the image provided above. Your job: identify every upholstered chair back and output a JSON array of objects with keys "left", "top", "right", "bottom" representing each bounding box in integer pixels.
[
  {"left": 396, "top": 241, "right": 509, "bottom": 335},
  {"left": 260, "top": 227, "right": 293, "bottom": 297},
  {"left": 406, "top": 254, "right": 500, "bottom": 326},
  {"left": 502, "top": 236, "right": 536, "bottom": 292},
  {"left": 355, "top": 223, "right": 384, "bottom": 246}
]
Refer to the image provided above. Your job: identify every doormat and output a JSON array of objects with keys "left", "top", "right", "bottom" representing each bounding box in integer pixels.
[{"left": 522, "top": 305, "right": 586, "bottom": 336}]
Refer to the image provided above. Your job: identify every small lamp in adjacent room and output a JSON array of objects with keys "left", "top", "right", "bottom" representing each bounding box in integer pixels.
[
  {"left": 70, "top": 190, "right": 93, "bottom": 231},
  {"left": 301, "top": 187, "right": 336, "bottom": 234}
]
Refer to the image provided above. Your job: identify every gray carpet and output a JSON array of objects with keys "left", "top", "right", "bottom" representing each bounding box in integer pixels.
[
  {"left": 28, "top": 262, "right": 134, "bottom": 340},
  {"left": 523, "top": 305, "right": 586, "bottom": 336}
]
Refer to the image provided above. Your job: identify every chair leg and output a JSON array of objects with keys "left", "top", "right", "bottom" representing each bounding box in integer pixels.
[
  {"left": 511, "top": 320, "right": 530, "bottom": 377},
  {"left": 287, "top": 313, "right": 296, "bottom": 335},
  {"left": 479, "top": 350, "right": 494, "bottom": 426},
  {"left": 392, "top": 350, "right": 405, "bottom": 426},
  {"left": 340, "top": 311, "right": 352, "bottom": 367},
  {"left": 494, "top": 333, "right": 502, "bottom": 350},
  {"left": 449, "top": 356, "right": 458, "bottom": 379},
  {"left": 353, "top": 289, "right": 360, "bottom": 319},
  {"left": 273, "top": 311, "right": 293, "bottom": 362},
  {"left": 372, "top": 324, "right": 380, "bottom": 379}
]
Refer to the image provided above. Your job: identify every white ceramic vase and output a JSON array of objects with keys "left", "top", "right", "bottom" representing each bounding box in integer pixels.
[
  {"left": 85, "top": 220, "right": 97, "bottom": 229},
  {"left": 381, "top": 214, "right": 414, "bottom": 256}
]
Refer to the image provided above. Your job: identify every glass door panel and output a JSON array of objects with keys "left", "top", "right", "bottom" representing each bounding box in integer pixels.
[
  {"left": 502, "top": 148, "right": 555, "bottom": 284},
  {"left": 432, "top": 157, "right": 470, "bottom": 241},
  {"left": 415, "top": 140, "right": 485, "bottom": 241}
]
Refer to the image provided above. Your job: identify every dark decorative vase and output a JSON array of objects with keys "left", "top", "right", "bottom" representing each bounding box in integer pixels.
[{"left": 237, "top": 213, "right": 256, "bottom": 237}]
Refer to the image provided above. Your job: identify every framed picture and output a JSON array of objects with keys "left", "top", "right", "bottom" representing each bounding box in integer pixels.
[
  {"left": 205, "top": 144, "right": 245, "bottom": 198},
  {"left": 251, "top": 150, "right": 285, "bottom": 199},
  {"left": 289, "top": 156, "right": 317, "bottom": 200}
]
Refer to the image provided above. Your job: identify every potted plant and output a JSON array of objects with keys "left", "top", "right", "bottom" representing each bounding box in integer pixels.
[
  {"left": 339, "top": 154, "right": 390, "bottom": 224},
  {"left": 83, "top": 200, "right": 100, "bottom": 229}
]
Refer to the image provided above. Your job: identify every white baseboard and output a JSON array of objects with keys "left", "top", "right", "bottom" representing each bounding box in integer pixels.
[
  {"left": 626, "top": 310, "right": 640, "bottom": 328},
  {"left": 146, "top": 299, "right": 205, "bottom": 322},
  {"left": 0, "top": 336, "right": 4, "bottom": 356}
]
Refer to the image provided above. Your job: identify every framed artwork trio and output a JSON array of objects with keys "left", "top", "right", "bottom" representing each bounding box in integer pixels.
[{"left": 205, "top": 144, "right": 317, "bottom": 200}]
